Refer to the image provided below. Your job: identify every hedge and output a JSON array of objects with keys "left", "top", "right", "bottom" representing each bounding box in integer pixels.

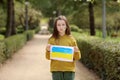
[
  {"left": 70, "top": 24, "right": 83, "bottom": 33},
  {"left": 0, "top": 41, "right": 6, "bottom": 63},
  {"left": 0, "top": 30, "right": 35, "bottom": 64},
  {"left": 35, "top": 26, "right": 40, "bottom": 33},
  {"left": 24, "top": 30, "right": 35, "bottom": 41},
  {"left": 74, "top": 33, "right": 120, "bottom": 80},
  {"left": 4, "top": 34, "right": 27, "bottom": 58},
  {"left": 0, "top": 34, "right": 5, "bottom": 40}
]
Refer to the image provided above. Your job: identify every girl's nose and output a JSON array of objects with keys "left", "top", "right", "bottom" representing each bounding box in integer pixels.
[{"left": 60, "top": 25, "right": 63, "bottom": 28}]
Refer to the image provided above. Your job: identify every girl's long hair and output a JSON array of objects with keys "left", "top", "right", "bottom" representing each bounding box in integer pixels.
[{"left": 52, "top": 15, "right": 71, "bottom": 39}]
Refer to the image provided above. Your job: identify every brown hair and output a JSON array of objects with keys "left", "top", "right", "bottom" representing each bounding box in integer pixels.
[{"left": 52, "top": 15, "right": 71, "bottom": 39}]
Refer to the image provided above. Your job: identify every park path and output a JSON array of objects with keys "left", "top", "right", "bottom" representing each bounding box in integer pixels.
[{"left": 0, "top": 34, "right": 101, "bottom": 80}]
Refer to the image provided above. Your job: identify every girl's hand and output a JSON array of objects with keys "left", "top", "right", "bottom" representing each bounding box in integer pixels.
[
  {"left": 74, "top": 46, "right": 79, "bottom": 52},
  {"left": 46, "top": 44, "right": 51, "bottom": 51}
]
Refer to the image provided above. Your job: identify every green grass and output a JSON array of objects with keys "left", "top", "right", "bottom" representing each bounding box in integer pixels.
[
  {"left": 40, "top": 17, "right": 49, "bottom": 24},
  {"left": 71, "top": 31, "right": 87, "bottom": 39},
  {"left": 72, "top": 31, "right": 120, "bottom": 42},
  {"left": 71, "top": 31, "right": 81, "bottom": 37},
  {"left": 0, "top": 34, "right": 5, "bottom": 40}
]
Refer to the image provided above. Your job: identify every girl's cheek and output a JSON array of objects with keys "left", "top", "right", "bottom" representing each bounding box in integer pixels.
[
  {"left": 63, "top": 26, "right": 66, "bottom": 29},
  {"left": 57, "top": 27, "right": 61, "bottom": 31}
]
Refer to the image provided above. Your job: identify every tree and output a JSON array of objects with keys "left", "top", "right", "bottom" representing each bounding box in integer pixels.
[
  {"left": 0, "top": 0, "right": 4, "bottom": 4},
  {"left": 11, "top": 0, "right": 16, "bottom": 35},
  {"left": 5, "top": 0, "right": 16, "bottom": 37},
  {"left": 88, "top": 2, "right": 95, "bottom": 35}
]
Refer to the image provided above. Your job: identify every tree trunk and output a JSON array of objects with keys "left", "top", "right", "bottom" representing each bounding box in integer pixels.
[
  {"left": 25, "top": 0, "right": 29, "bottom": 30},
  {"left": 5, "top": 0, "right": 16, "bottom": 37},
  {"left": 0, "top": 0, "right": 4, "bottom": 4},
  {"left": 56, "top": 9, "right": 61, "bottom": 17},
  {"left": 5, "top": 0, "right": 12, "bottom": 37},
  {"left": 11, "top": 0, "right": 16, "bottom": 35},
  {"left": 88, "top": 2, "right": 95, "bottom": 36}
]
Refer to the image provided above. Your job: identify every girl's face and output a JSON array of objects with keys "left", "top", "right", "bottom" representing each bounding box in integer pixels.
[{"left": 56, "top": 20, "right": 67, "bottom": 35}]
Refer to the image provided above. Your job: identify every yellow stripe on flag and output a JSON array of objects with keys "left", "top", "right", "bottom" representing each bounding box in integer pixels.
[{"left": 51, "top": 52, "right": 73, "bottom": 60}]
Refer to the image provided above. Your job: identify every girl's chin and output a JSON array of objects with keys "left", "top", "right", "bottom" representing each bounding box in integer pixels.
[
  {"left": 59, "top": 30, "right": 65, "bottom": 32},
  {"left": 59, "top": 32, "right": 65, "bottom": 35},
  {"left": 59, "top": 31, "right": 64, "bottom": 33}
]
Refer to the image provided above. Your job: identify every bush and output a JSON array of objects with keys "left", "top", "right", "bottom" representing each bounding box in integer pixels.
[
  {"left": 73, "top": 33, "right": 120, "bottom": 80},
  {"left": 24, "top": 30, "right": 35, "bottom": 41},
  {"left": 4, "top": 34, "right": 27, "bottom": 58},
  {"left": 0, "top": 34, "right": 5, "bottom": 40},
  {"left": 17, "top": 25, "right": 24, "bottom": 33},
  {"left": 0, "top": 30, "right": 35, "bottom": 63},
  {"left": 70, "top": 24, "right": 83, "bottom": 33},
  {"left": 0, "top": 28, "right": 6, "bottom": 35},
  {"left": 34, "top": 26, "right": 40, "bottom": 33},
  {"left": 0, "top": 41, "right": 6, "bottom": 63}
]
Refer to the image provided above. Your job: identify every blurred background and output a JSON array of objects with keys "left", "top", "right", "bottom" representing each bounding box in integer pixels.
[
  {"left": 0, "top": 0, "right": 120, "bottom": 38},
  {"left": 0, "top": 0, "right": 120, "bottom": 80}
]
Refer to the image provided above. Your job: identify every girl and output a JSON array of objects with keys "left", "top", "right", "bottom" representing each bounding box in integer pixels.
[{"left": 46, "top": 15, "right": 81, "bottom": 80}]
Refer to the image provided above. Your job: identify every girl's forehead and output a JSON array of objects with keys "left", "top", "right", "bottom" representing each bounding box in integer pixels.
[{"left": 57, "top": 19, "right": 65, "bottom": 23}]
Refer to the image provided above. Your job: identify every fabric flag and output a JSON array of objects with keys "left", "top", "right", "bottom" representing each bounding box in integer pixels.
[{"left": 50, "top": 45, "right": 74, "bottom": 62}]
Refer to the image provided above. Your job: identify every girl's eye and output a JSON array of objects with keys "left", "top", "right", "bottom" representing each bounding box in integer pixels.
[
  {"left": 62, "top": 24, "right": 65, "bottom": 26},
  {"left": 57, "top": 24, "right": 61, "bottom": 26}
]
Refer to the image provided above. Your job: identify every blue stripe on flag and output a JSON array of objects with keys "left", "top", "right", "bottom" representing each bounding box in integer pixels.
[{"left": 52, "top": 46, "right": 73, "bottom": 54}]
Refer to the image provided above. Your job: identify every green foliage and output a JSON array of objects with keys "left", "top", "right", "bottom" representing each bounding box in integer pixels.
[
  {"left": 15, "top": 1, "right": 25, "bottom": 19},
  {"left": 34, "top": 26, "right": 40, "bottom": 33},
  {"left": 1, "top": 0, "right": 120, "bottom": 38},
  {"left": 15, "top": 1, "right": 41, "bottom": 31},
  {"left": 73, "top": 33, "right": 120, "bottom": 80},
  {"left": 95, "top": 29, "right": 102, "bottom": 37},
  {"left": 0, "top": 30, "right": 35, "bottom": 63},
  {"left": 70, "top": 24, "right": 83, "bottom": 33},
  {"left": 30, "top": 0, "right": 51, "bottom": 8},
  {"left": 0, "top": 34, "right": 5, "bottom": 40},
  {"left": 72, "top": 31, "right": 86, "bottom": 38},
  {"left": 0, "top": 6, "right": 6, "bottom": 27},
  {"left": 29, "top": 0, "right": 51, "bottom": 13},
  {"left": 41, "top": 0, "right": 120, "bottom": 36},
  {"left": 0, "top": 41, "right": 6, "bottom": 63},
  {"left": 15, "top": 0, "right": 24, "bottom": 3},
  {"left": 0, "top": 28, "right": 6, "bottom": 35},
  {"left": 24, "top": 30, "right": 35, "bottom": 41},
  {"left": 16, "top": 25, "right": 24, "bottom": 33},
  {"left": 4, "top": 34, "right": 27, "bottom": 58}
]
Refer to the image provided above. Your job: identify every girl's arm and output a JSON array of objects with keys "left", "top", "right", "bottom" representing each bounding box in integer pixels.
[
  {"left": 73, "top": 40, "right": 81, "bottom": 60},
  {"left": 45, "top": 37, "right": 52, "bottom": 60},
  {"left": 45, "top": 44, "right": 51, "bottom": 60}
]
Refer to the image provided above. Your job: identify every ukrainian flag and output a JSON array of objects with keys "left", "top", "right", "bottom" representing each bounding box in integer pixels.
[{"left": 50, "top": 45, "right": 74, "bottom": 62}]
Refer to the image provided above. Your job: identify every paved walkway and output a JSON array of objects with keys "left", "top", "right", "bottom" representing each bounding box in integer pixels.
[{"left": 0, "top": 34, "right": 101, "bottom": 80}]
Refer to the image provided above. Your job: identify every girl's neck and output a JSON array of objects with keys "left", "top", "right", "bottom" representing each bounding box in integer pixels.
[{"left": 59, "top": 32, "right": 65, "bottom": 36}]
